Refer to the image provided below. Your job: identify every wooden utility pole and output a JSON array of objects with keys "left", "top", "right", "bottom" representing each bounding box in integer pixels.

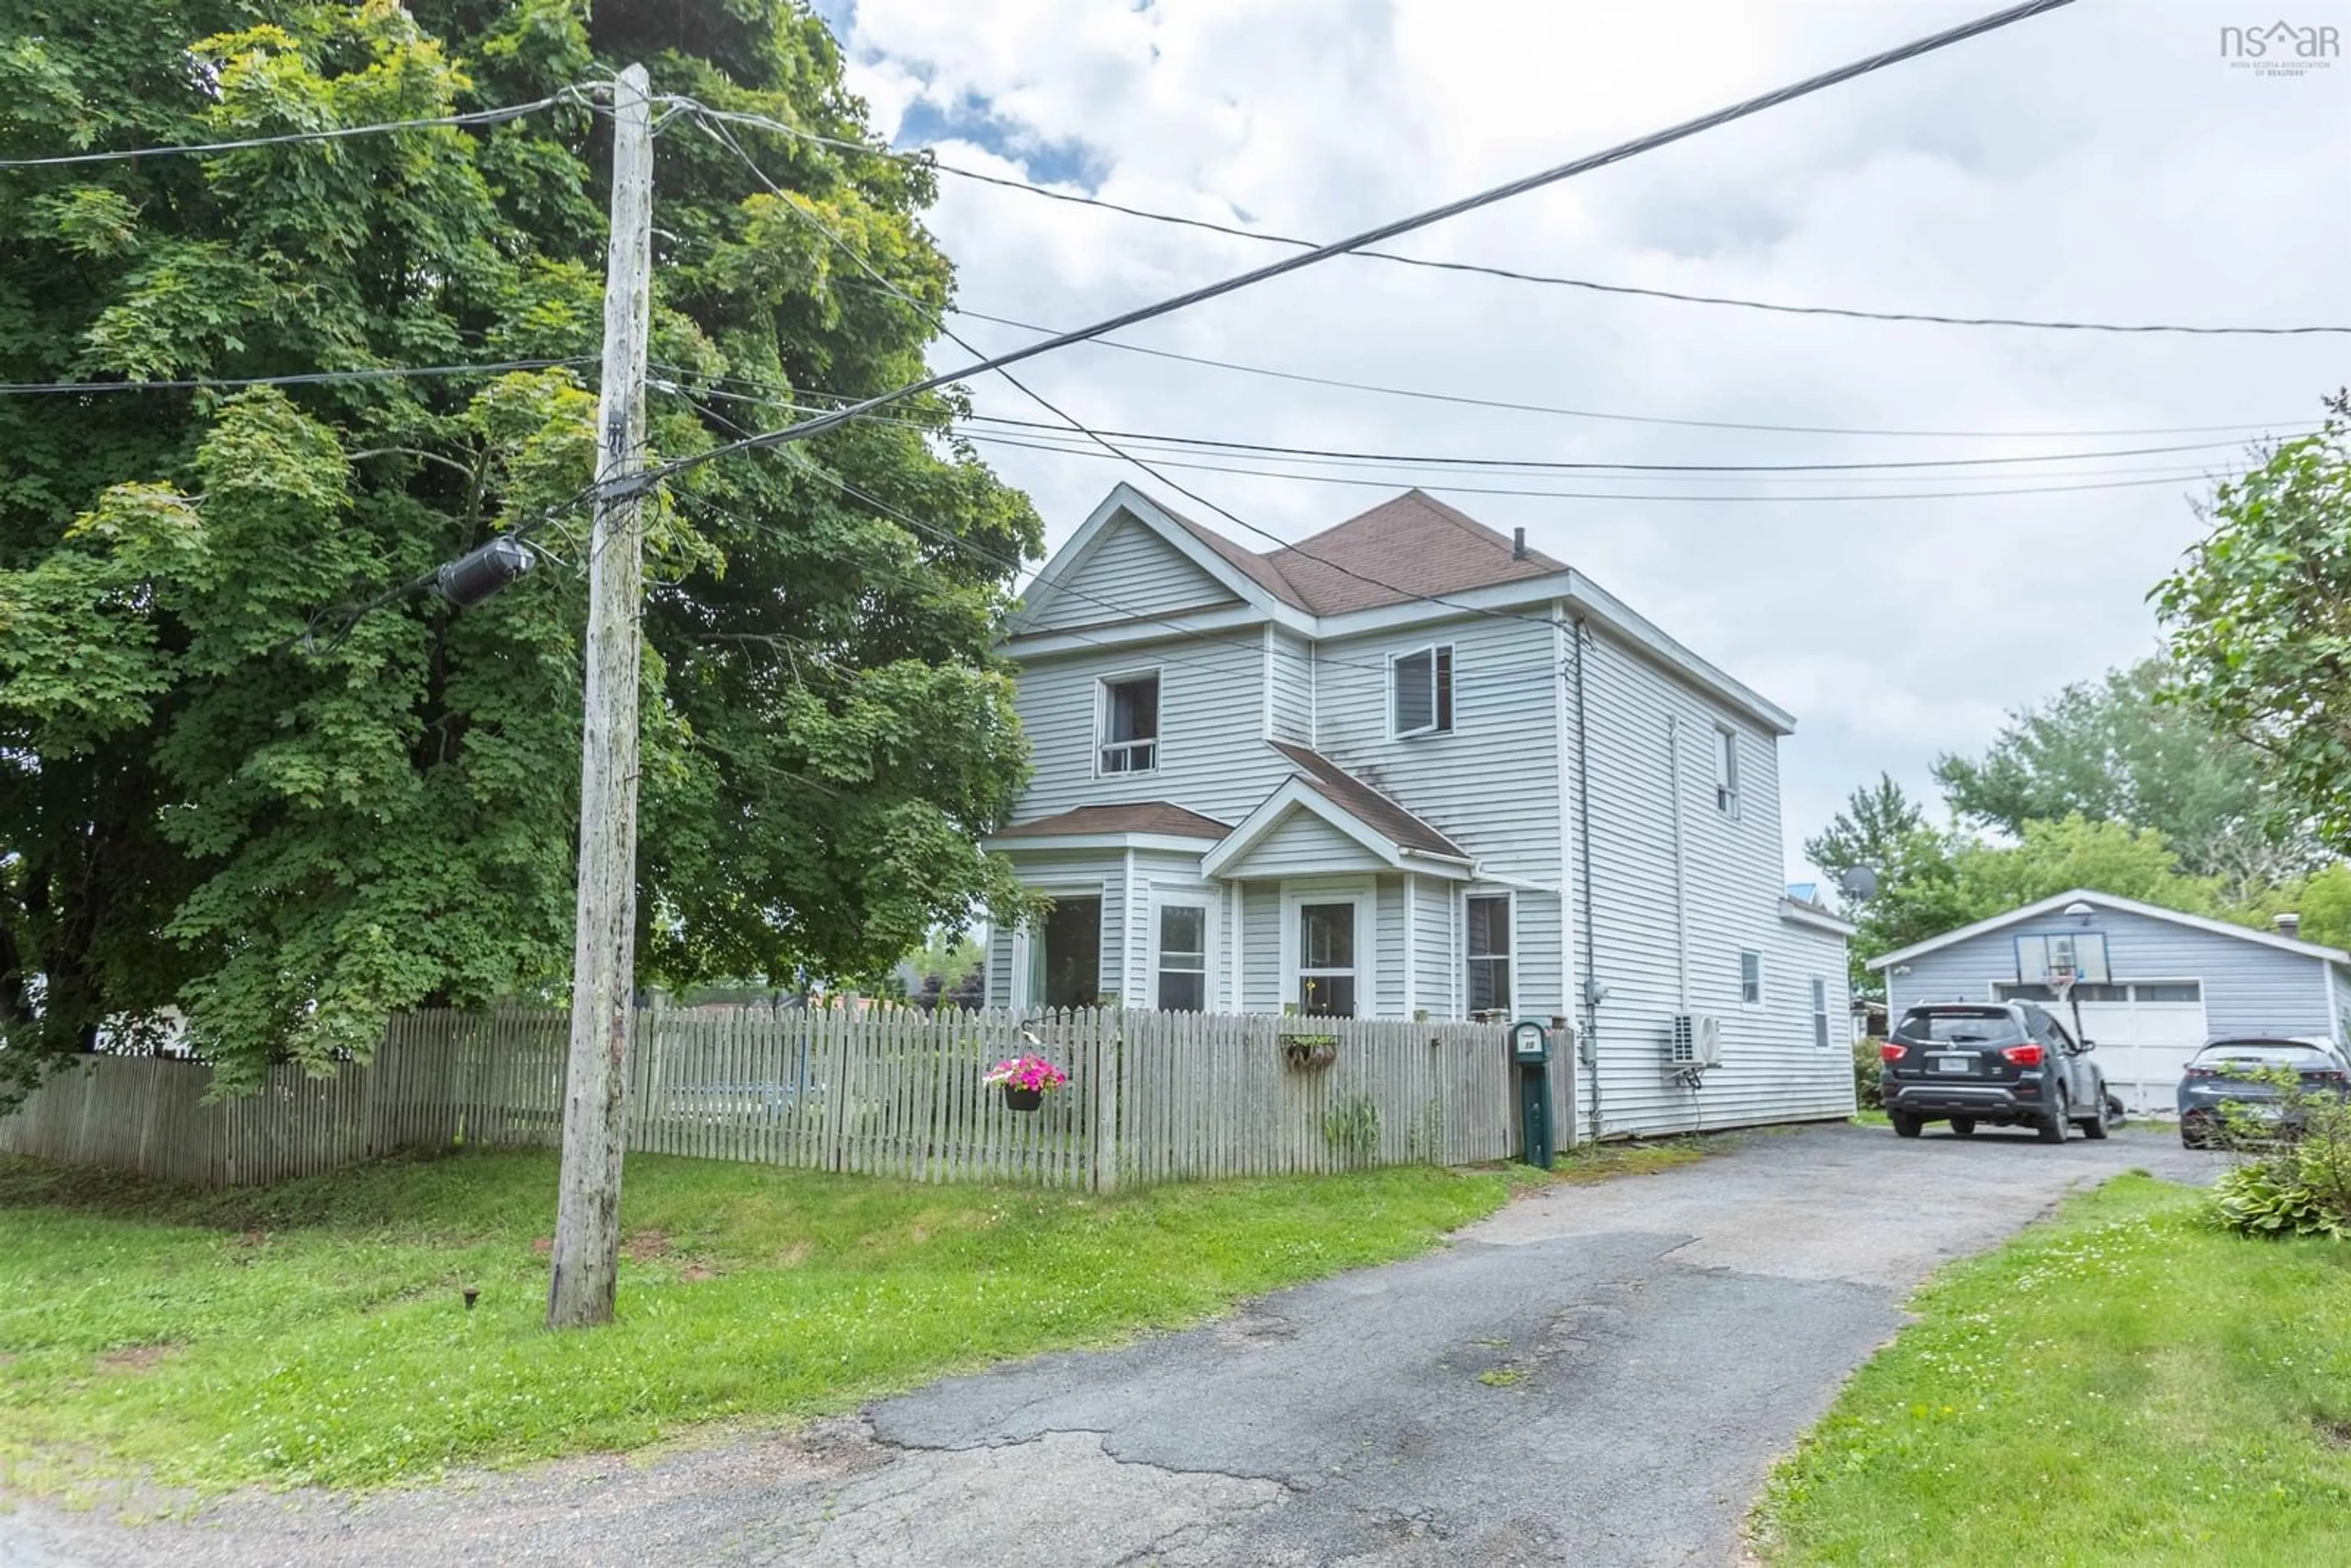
[{"left": 547, "top": 62, "right": 653, "bottom": 1331}]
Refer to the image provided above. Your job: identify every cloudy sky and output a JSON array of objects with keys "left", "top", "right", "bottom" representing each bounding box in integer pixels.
[{"left": 811, "top": 0, "right": 2350, "bottom": 877}]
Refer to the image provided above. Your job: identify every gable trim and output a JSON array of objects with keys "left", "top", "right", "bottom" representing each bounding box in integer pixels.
[
  {"left": 1010, "top": 484, "right": 1317, "bottom": 640},
  {"left": 1202, "top": 778, "right": 1472, "bottom": 881},
  {"left": 1866, "top": 887, "right": 2351, "bottom": 972}
]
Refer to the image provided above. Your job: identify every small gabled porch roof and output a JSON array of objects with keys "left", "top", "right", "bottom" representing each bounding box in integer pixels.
[
  {"left": 983, "top": 801, "right": 1232, "bottom": 854},
  {"left": 1203, "top": 745, "right": 1473, "bottom": 881}
]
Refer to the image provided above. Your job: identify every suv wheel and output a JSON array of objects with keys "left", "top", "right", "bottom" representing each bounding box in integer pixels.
[
  {"left": 1949, "top": 1117, "right": 1976, "bottom": 1137},
  {"left": 2038, "top": 1092, "right": 2070, "bottom": 1144},
  {"left": 2077, "top": 1095, "right": 2110, "bottom": 1141},
  {"left": 1890, "top": 1110, "right": 1923, "bottom": 1139}
]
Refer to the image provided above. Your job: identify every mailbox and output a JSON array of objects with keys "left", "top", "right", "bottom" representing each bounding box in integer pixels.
[{"left": 1510, "top": 1019, "right": 1554, "bottom": 1168}]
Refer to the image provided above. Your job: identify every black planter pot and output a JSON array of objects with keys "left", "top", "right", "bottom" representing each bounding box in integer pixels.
[{"left": 1002, "top": 1085, "right": 1044, "bottom": 1112}]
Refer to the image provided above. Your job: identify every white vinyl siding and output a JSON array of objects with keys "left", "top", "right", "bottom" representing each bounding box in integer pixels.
[
  {"left": 1267, "top": 629, "right": 1314, "bottom": 745},
  {"left": 1313, "top": 613, "right": 1565, "bottom": 1019},
  {"left": 1021, "top": 512, "right": 1240, "bottom": 632},
  {"left": 1574, "top": 625, "right": 1850, "bottom": 1135},
  {"left": 1231, "top": 810, "right": 1387, "bottom": 877},
  {"left": 1009, "top": 631, "right": 1291, "bottom": 825}
]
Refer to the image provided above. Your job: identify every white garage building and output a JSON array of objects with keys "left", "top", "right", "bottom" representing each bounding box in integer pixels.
[{"left": 1870, "top": 888, "right": 2351, "bottom": 1114}]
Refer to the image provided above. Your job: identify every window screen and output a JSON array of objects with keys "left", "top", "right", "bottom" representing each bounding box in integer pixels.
[
  {"left": 1392, "top": 646, "right": 1454, "bottom": 737},
  {"left": 1155, "top": 903, "right": 1207, "bottom": 1012},
  {"left": 1099, "top": 674, "right": 1158, "bottom": 774},
  {"left": 1466, "top": 894, "right": 1511, "bottom": 1014}
]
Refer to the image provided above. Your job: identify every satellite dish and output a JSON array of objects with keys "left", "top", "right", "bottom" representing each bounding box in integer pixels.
[{"left": 1839, "top": 865, "right": 1880, "bottom": 902}]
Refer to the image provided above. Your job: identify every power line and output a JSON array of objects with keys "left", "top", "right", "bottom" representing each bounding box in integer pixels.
[
  {"left": 0, "top": 358, "right": 596, "bottom": 397},
  {"left": 945, "top": 306, "right": 2318, "bottom": 441},
  {"left": 629, "top": 0, "right": 2085, "bottom": 489},
  {"left": 738, "top": 457, "right": 1565, "bottom": 689},
  {"left": 689, "top": 110, "right": 1567, "bottom": 637},
  {"left": 693, "top": 104, "right": 2344, "bottom": 339},
  {"left": 0, "top": 92, "right": 584, "bottom": 170},
  {"left": 958, "top": 430, "right": 2239, "bottom": 503},
  {"left": 654, "top": 370, "right": 2279, "bottom": 476}
]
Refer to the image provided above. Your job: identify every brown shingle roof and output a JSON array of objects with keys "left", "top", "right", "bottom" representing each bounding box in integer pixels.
[
  {"left": 1265, "top": 490, "right": 1565, "bottom": 615},
  {"left": 1154, "top": 498, "right": 1310, "bottom": 610},
  {"left": 1269, "top": 743, "right": 1468, "bottom": 860},
  {"left": 993, "top": 802, "right": 1232, "bottom": 841}
]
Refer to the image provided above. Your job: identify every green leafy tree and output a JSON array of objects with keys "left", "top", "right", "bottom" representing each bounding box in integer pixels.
[
  {"left": 0, "top": 2, "right": 1040, "bottom": 1098},
  {"left": 1932, "top": 655, "right": 2303, "bottom": 895},
  {"left": 2156, "top": 392, "right": 2351, "bottom": 855},
  {"left": 1802, "top": 774, "right": 1949, "bottom": 997}
]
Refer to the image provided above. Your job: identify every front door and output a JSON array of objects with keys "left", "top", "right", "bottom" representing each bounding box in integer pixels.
[{"left": 1036, "top": 896, "right": 1102, "bottom": 1010}]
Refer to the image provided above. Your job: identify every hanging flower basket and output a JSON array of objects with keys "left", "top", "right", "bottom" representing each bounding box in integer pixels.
[
  {"left": 1281, "top": 1034, "right": 1340, "bottom": 1071},
  {"left": 984, "top": 1054, "right": 1068, "bottom": 1112}
]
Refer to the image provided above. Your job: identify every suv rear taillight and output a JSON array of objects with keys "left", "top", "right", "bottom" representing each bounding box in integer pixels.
[
  {"left": 2182, "top": 1064, "right": 2218, "bottom": 1079},
  {"left": 2000, "top": 1043, "right": 2044, "bottom": 1068},
  {"left": 1880, "top": 1043, "right": 1908, "bottom": 1063}
]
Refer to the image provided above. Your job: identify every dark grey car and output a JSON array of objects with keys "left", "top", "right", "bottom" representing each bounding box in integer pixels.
[
  {"left": 2177, "top": 1037, "right": 2350, "bottom": 1148},
  {"left": 1880, "top": 1001, "right": 2112, "bottom": 1142}
]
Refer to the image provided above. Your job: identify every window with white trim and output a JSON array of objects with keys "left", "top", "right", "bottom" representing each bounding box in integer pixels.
[
  {"left": 1392, "top": 645, "right": 1454, "bottom": 738},
  {"left": 1154, "top": 901, "right": 1209, "bottom": 1013},
  {"left": 1714, "top": 725, "right": 1741, "bottom": 817},
  {"left": 1812, "top": 977, "right": 1831, "bottom": 1049},
  {"left": 1097, "top": 672, "right": 1159, "bottom": 775},
  {"left": 1297, "top": 901, "right": 1359, "bottom": 1018},
  {"left": 1466, "top": 893, "right": 1512, "bottom": 1015},
  {"left": 1739, "top": 948, "right": 1764, "bottom": 1008}
]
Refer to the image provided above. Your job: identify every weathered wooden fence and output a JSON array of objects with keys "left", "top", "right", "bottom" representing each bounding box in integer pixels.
[{"left": 0, "top": 1008, "right": 1516, "bottom": 1190}]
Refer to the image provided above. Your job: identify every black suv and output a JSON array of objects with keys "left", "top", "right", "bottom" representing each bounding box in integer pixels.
[{"left": 1880, "top": 1002, "right": 2112, "bottom": 1142}]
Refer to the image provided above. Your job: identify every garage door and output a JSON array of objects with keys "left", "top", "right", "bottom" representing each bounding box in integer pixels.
[{"left": 1998, "top": 981, "right": 2208, "bottom": 1114}]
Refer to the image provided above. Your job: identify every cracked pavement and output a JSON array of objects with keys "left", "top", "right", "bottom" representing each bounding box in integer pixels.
[{"left": 0, "top": 1122, "right": 2219, "bottom": 1567}]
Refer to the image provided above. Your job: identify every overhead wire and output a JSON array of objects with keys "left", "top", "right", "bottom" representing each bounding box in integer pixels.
[
  {"left": 943, "top": 307, "right": 2322, "bottom": 441},
  {"left": 0, "top": 357, "right": 596, "bottom": 397},
  {"left": 0, "top": 90, "right": 588, "bottom": 170},
  {"left": 688, "top": 109, "right": 1569, "bottom": 635},
  {"left": 650, "top": 367, "right": 2274, "bottom": 484},
  {"left": 688, "top": 103, "right": 2345, "bottom": 339},
  {"left": 624, "top": 0, "right": 2089, "bottom": 490}
]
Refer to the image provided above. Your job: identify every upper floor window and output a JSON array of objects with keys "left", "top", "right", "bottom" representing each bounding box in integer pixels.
[
  {"left": 1714, "top": 725, "right": 1740, "bottom": 817},
  {"left": 1097, "top": 672, "right": 1159, "bottom": 775},
  {"left": 1739, "top": 948, "right": 1764, "bottom": 1008},
  {"left": 1392, "top": 645, "right": 1455, "bottom": 738}
]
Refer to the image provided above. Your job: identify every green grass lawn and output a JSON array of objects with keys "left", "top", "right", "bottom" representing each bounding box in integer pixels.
[
  {"left": 1755, "top": 1174, "right": 2351, "bottom": 1566},
  {"left": 0, "top": 1149, "right": 1520, "bottom": 1496}
]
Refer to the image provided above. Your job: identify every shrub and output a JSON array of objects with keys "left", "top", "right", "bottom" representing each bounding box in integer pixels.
[
  {"left": 2210, "top": 1067, "right": 2351, "bottom": 1240},
  {"left": 1852, "top": 1035, "right": 1884, "bottom": 1111},
  {"left": 2213, "top": 1157, "right": 2350, "bottom": 1239}
]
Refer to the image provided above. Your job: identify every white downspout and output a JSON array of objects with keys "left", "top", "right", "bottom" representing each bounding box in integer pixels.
[
  {"left": 1668, "top": 716, "right": 1690, "bottom": 1012},
  {"left": 1403, "top": 872, "right": 1419, "bottom": 1020}
]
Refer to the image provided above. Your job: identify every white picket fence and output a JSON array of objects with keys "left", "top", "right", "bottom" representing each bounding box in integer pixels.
[{"left": 0, "top": 1008, "right": 1518, "bottom": 1190}]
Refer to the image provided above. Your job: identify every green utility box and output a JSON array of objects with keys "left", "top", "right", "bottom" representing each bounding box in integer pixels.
[{"left": 1510, "top": 1019, "right": 1553, "bottom": 1169}]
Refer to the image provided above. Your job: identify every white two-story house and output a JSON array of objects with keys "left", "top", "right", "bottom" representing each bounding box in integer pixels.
[{"left": 981, "top": 482, "right": 1854, "bottom": 1138}]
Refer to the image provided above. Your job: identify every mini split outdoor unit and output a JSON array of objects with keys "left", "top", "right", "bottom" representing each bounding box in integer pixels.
[{"left": 1668, "top": 1013, "right": 1722, "bottom": 1070}]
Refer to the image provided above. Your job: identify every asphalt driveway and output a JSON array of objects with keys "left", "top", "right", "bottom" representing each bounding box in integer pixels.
[{"left": 0, "top": 1122, "right": 2218, "bottom": 1568}]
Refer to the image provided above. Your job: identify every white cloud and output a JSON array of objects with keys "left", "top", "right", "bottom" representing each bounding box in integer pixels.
[{"left": 827, "top": 0, "right": 2351, "bottom": 876}]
